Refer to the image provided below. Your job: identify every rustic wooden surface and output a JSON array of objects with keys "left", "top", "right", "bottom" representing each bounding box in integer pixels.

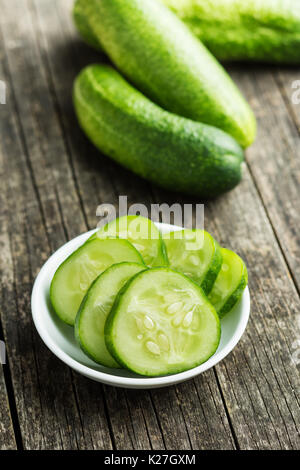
[{"left": 0, "top": 0, "right": 299, "bottom": 450}]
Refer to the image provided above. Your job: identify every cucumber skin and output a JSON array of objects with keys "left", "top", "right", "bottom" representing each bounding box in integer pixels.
[
  {"left": 218, "top": 262, "right": 248, "bottom": 318},
  {"left": 201, "top": 241, "right": 223, "bottom": 295},
  {"left": 91, "top": 231, "right": 168, "bottom": 267},
  {"left": 78, "top": 0, "right": 256, "bottom": 148},
  {"left": 104, "top": 267, "right": 221, "bottom": 376},
  {"left": 73, "top": 0, "right": 103, "bottom": 50},
  {"left": 164, "top": 0, "right": 300, "bottom": 64},
  {"left": 74, "top": 277, "right": 123, "bottom": 367},
  {"left": 162, "top": 230, "right": 222, "bottom": 294},
  {"left": 159, "top": 234, "right": 169, "bottom": 267},
  {"left": 74, "top": 0, "right": 300, "bottom": 65},
  {"left": 73, "top": 64, "right": 245, "bottom": 199}
]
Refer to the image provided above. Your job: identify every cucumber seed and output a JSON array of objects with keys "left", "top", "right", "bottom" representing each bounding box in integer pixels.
[{"left": 146, "top": 341, "right": 160, "bottom": 355}]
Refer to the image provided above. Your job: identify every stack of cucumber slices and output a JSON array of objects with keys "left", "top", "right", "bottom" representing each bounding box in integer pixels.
[{"left": 50, "top": 216, "right": 248, "bottom": 377}]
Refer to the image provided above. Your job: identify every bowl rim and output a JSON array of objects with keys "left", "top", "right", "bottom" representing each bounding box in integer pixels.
[{"left": 31, "top": 222, "right": 250, "bottom": 388}]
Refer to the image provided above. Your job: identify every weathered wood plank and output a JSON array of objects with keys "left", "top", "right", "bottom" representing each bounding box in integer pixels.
[
  {"left": 230, "top": 65, "right": 300, "bottom": 293},
  {"left": 31, "top": 0, "right": 237, "bottom": 450},
  {"left": 0, "top": 82, "right": 18, "bottom": 450},
  {"left": 275, "top": 67, "right": 300, "bottom": 290},
  {"left": 205, "top": 172, "right": 300, "bottom": 450},
  {"left": 150, "top": 370, "right": 236, "bottom": 450},
  {"left": 27, "top": 0, "right": 167, "bottom": 451},
  {"left": 0, "top": 0, "right": 113, "bottom": 450},
  {"left": 222, "top": 67, "right": 300, "bottom": 448},
  {"left": 153, "top": 166, "right": 300, "bottom": 450},
  {"left": 1, "top": 0, "right": 299, "bottom": 451},
  {"left": 0, "top": 0, "right": 165, "bottom": 451},
  {"left": 0, "top": 368, "right": 16, "bottom": 449},
  {"left": 0, "top": 69, "right": 82, "bottom": 450},
  {"left": 101, "top": 386, "right": 164, "bottom": 450},
  {"left": 34, "top": 0, "right": 300, "bottom": 447}
]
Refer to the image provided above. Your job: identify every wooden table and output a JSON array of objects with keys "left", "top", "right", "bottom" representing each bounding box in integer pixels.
[{"left": 0, "top": 0, "right": 299, "bottom": 451}]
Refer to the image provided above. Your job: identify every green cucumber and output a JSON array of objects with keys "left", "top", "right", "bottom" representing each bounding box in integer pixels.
[
  {"left": 163, "top": 0, "right": 300, "bottom": 64},
  {"left": 74, "top": 0, "right": 300, "bottom": 65},
  {"left": 73, "top": 64, "right": 244, "bottom": 199},
  {"left": 50, "top": 238, "right": 144, "bottom": 325},
  {"left": 89, "top": 216, "right": 168, "bottom": 267},
  {"left": 208, "top": 248, "right": 248, "bottom": 318},
  {"left": 77, "top": 0, "right": 256, "bottom": 148},
  {"left": 75, "top": 262, "right": 146, "bottom": 367},
  {"left": 105, "top": 267, "right": 221, "bottom": 376},
  {"left": 162, "top": 229, "right": 222, "bottom": 294},
  {"left": 73, "top": 0, "right": 103, "bottom": 50}
]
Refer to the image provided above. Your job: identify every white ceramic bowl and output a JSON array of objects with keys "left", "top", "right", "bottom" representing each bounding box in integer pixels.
[{"left": 31, "top": 223, "right": 250, "bottom": 389}]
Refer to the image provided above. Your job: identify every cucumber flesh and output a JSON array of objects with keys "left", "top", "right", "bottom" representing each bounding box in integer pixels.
[
  {"left": 50, "top": 239, "right": 144, "bottom": 325},
  {"left": 90, "top": 216, "right": 168, "bottom": 267},
  {"left": 208, "top": 248, "right": 248, "bottom": 318},
  {"left": 75, "top": 262, "right": 146, "bottom": 367},
  {"left": 163, "top": 229, "right": 222, "bottom": 294},
  {"left": 105, "top": 267, "right": 220, "bottom": 376}
]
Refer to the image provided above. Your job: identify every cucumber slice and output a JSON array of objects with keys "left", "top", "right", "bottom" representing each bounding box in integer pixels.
[
  {"left": 89, "top": 216, "right": 168, "bottom": 267},
  {"left": 208, "top": 248, "right": 248, "bottom": 318},
  {"left": 162, "top": 229, "right": 222, "bottom": 294},
  {"left": 50, "top": 239, "right": 144, "bottom": 325},
  {"left": 105, "top": 267, "right": 220, "bottom": 376},
  {"left": 75, "top": 262, "right": 146, "bottom": 367}
]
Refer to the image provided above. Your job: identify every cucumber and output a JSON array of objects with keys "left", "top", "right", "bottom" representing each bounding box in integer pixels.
[
  {"left": 90, "top": 216, "right": 168, "bottom": 267},
  {"left": 162, "top": 229, "right": 222, "bottom": 294},
  {"left": 73, "top": 64, "right": 244, "bottom": 199},
  {"left": 79, "top": 0, "right": 256, "bottom": 148},
  {"left": 73, "top": 0, "right": 103, "bottom": 50},
  {"left": 208, "top": 248, "right": 248, "bottom": 318},
  {"left": 105, "top": 267, "right": 221, "bottom": 376},
  {"left": 74, "top": 0, "right": 300, "bottom": 65},
  {"left": 50, "top": 238, "right": 144, "bottom": 325},
  {"left": 75, "top": 262, "right": 146, "bottom": 367},
  {"left": 163, "top": 0, "right": 300, "bottom": 64}
]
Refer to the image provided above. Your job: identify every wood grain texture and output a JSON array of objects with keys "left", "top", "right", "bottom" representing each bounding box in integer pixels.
[
  {"left": 0, "top": 0, "right": 112, "bottom": 450},
  {"left": 152, "top": 169, "right": 300, "bottom": 450},
  {"left": 0, "top": 369, "right": 16, "bottom": 449},
  {"left": 206, "top": 174, "right": 300, "bottom": 450},
  {"left": 0, "top": 0, "right": 299, "bottom": 451},
  {"left": 0, "top": 73, "right": 17, "bottom": 450},
  {"left": 29, "top": 0, "right": 236, "bottom": 451},
  {"left": 230, "top": 65, "right": 300, "bottom": 295}
]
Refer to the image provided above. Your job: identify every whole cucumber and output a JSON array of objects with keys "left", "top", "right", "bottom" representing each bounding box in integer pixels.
[
  {"left": 164, "top": 0, "right": 300, "bottom": 64},
  {"left": 76, "top": 0, "right": 256, "bottom": 148},
  {"left": 73, "top": 64, "right": 244, "bottom": 198},
  {"left": 73, "top": 0, "right": 300, "bottom": 64},
  {"left": 73, "top": 0, "right": 103, "bottom": 50}
]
